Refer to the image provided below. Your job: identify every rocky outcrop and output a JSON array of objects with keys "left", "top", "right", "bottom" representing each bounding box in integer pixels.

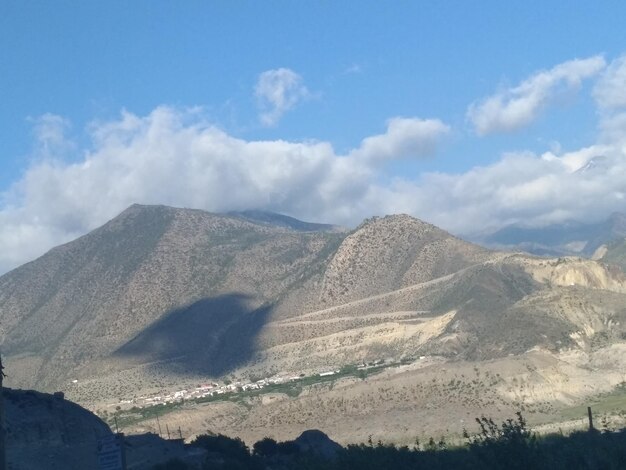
[
  {"left": 321, "top": 215, "right": 492, "bottom": 305},
  {"left": 293, "top": 429, "right": 342, "bottom": 459},
  {"left": 4, "top": 388, "right": 112, "bottom": 469}
]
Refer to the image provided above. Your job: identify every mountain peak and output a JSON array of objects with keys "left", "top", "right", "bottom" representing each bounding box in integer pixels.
[
  {"left": 121, "top": 203, "right": 173, "bottom": 213},
  {"left": 320, "top": 212, "right": 491, "bottom": 304},
  {"left": 359, "top": 213, "right": 436, "bottom": 229}
]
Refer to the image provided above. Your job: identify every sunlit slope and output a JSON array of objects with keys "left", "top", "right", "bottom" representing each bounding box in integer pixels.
[{"left": 1, "top": 204, "right": 625, "bottom": 394}]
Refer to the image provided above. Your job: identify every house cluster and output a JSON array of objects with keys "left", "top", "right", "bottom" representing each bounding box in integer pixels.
[
  {"left": 109, "top": 359, "right": 399, "bottom": 410},
  {"left": 117, "top": 375, "right": 298, "bottom": 408}
]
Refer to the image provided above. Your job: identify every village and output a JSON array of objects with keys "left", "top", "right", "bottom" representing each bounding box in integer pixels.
[
  {"left": 130, "top": 373, "right": 310, "bottom": 408},
  {"left": 104, "top": 358, "right": 407, "bottom": 412}
]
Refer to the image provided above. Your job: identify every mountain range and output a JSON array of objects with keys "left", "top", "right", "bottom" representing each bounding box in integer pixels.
[
  {"left": 2, "top": 204, "right": 626, "bottom": 411},
  {"left": 474, "top": 212, "right": 626, "bottom": 258}
]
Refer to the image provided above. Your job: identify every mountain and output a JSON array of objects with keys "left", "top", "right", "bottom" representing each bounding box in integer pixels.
[
  {"left": 0, "top": 205, "right": 346, "bottom": 389},
  {"left": 0, "top": 205, "right": 489, "bottom": 390},
  {"left": 575, "top": 155, "right": 610, "bottom": 174},
  {"left": 1, "top": 204, "right": 626, "bottom": 411},
  {"left": 601, "top": 236, "right": 626, "bottom": 272},
  {"left": 475, "top": 212, "right": 626, "bottom": 257}
]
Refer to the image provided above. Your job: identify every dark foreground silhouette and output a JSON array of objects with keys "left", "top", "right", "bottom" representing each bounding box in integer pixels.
[{"left": 153, "top": 413, "right": 626, "bottom": 470}]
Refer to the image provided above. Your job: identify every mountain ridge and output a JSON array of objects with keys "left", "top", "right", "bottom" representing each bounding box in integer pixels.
[
  {"left": 1, "top": 204, "right": 625, "bottom": 406},
  {"left": 474, "top": 211, "right": 626, "bottom": 257}
]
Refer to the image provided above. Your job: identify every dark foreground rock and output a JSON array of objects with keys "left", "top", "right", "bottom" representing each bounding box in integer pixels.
[
  {"left": 4, "top": 387, "right": 112, "bottom": 469},
  {"left": 293, "top": 429, "right": 342, "bottom": 460}
]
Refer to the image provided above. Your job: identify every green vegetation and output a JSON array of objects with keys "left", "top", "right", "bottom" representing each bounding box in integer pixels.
[
  {"left": 110, "top": 400, "right": 186, "bottom": 428},
  {"left": 560, "top": 381, "right": 626, "bottom": 421},
  {"left": 105, "top": 360, "right": 402, "bottom": 428}
]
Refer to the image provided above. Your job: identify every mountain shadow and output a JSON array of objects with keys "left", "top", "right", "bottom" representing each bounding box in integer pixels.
[{"left": 114, "top": 293, "right": 273, "bottom": 376}]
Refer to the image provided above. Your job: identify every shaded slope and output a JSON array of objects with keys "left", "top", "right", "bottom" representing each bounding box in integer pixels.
[
  {"left": 114, "top": 293, "right": 273, "bottom": 376},
  {"left": 3, "top": 204, "right": 626, "bottom": 398},
  {"left": 0, "top": 204, "right": 175, "bottom": 345},
  {"left": 0, "top": 204, "right": 343, "bottom": 389}
]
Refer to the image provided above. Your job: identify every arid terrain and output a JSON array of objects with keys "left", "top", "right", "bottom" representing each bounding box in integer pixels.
[
  {"left": 81, "top": 344, "right": 626, "bottom": 447},
  {"left": 1, "top": 204, "right": 626, "bottom": 445}
]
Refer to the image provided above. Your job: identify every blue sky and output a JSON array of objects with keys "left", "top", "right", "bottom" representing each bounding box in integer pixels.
[{"left": 1, "top": 2, "right": 626, "bottom": 273}]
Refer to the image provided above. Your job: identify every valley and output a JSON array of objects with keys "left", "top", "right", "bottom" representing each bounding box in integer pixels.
[
  {"left": 2, "top": 204, "right": 626, "bottom": 447},
  {"left": 91, "top": 345, "right": 626, "bottom": 446},
  {"left": 5, "top": 8, "right": 626, "bottom": 468}
]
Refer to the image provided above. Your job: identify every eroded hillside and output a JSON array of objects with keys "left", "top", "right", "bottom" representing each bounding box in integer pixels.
[{"left": 1, "top": 205, "right": 626, "bottom": 405}]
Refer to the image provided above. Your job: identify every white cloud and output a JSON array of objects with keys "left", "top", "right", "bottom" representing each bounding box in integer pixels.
[
  {"left": 540, "top": 144, "right": 610, "bottom": 172},
  {"left": 467, "top": 56, "right": 606, "bottom": 135},
  {"left": 343, "top": 63, "right": 362, "bottom": 74},
  {"left": 593, "top": 55, "right": 626, "bottom": 109},
  {"left": 405, "top": 147, "right": 626, "bottom": 235},
  {"left": 30, "top": 113, "right": 75, "bottom": 158},
  {"left": 255, "top": 68, "right": 310, "bottom": 126},
  {"left": 0, "top": 108, "right": 450, "bottom": 274},
  {"left": 350, "top": 117, "right": 450, "bottom": 163},
  {"left": 3, "top": 90, "right": 626, "bottom": 275},
  {"left": 599, "top": 112, "right": 626, "bottom": 146}
]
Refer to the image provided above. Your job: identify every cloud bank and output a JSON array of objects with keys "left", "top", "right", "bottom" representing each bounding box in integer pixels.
[
  {"left": 350, "top": 118, "right": 450, "bottom": 163},
  {"left": 3, "top": 55, "right": 626, "bottom": 275},
  {"left": 0, "top": 109, "right": 450, "bottom": 273},
  {"left": 594, "top": 54, "right": 626, "bottom": 110},
  {"left": 467, "top": 56, "right": 606, "bottom": 135}
]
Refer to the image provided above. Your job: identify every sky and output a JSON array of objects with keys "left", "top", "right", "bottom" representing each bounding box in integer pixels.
[{"left": 1, "top": 2, "right": 626, "bottom": 274}]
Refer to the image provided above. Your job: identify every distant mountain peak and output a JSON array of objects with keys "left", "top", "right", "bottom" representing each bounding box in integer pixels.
[
  {"left": 608, "top": 211, "right": 626, "bottom": 227},
  {"left": 575, "top": 155, "right": 608, "bottom": 173},
  {"left": 477, "top": 211, "right": 626, "bottom": 257}
]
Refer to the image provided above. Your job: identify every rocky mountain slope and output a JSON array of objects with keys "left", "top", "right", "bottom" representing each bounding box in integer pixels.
[
  {"left": 601, "top": 236, "right": 626, "bottom": 272},
  {"left": 0, "top": 205, "right": 347, "bottom": 388},
  {"left": 1, "top": 204, "right": 626, "bottom": 402},
  {"left": 128, "top": 345, "right": 626, "bottom": 447}
]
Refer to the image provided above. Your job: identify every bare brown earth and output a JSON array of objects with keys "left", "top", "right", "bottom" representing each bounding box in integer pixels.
[
  {"left": 113, "top": 345, "right": 626, "bottom": 446},
  {"left": 0, "top": 206, "right": 494, "bottom": 391},
  {"left": 2, "top": 205, "right": 626, "bottom": 446},
  {"left": 61, "top": 252, "right": 626, "bottom": 411}
]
